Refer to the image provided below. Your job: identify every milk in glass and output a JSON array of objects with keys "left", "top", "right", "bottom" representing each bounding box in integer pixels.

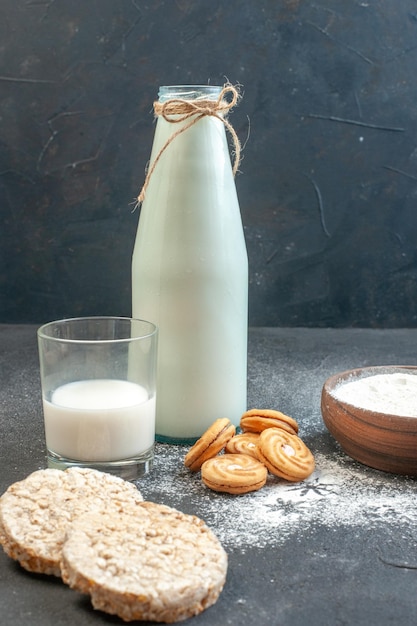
[{"left": 43, "top": 379, "right": 155, "bottom": 462}]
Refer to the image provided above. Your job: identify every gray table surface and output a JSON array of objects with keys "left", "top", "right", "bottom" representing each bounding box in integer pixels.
[{"left": 1, "top": 324, "right": 417, "bottom": 626}]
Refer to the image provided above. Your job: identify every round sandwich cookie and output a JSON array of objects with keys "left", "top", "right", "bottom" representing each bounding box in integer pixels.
[
  {"left": 257, "top": 428, "right": 315, "bottom": 482},
  {"left": 240, "top": 408, "right": 299, "bottom": 435},
  {"left": 61, "top": 501, "right": 228, "bottom": 623},
  {"left": 184, "top": 418, "right": 236, "bottom": 472},
  {"left": 201, "top": 453, "right": 268, "bottom": 495},
  {"left": 225, "top": 432, "right": 260, "bottom": 459},
  {"left": 0, "top": 467, "right": 144, "bottom": 577}
]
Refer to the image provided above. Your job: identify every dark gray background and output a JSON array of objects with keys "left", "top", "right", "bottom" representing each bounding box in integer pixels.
[{"left": 1, "top": 0, "right": 417, "bottom": 327}]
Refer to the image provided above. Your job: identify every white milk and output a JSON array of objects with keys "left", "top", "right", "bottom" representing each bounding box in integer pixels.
[
  {"left": 43, "top": 379, "right": 155, "bottom": 462},
  {"left": 132, "top": 86, "right": 248, "bottom": 441}
]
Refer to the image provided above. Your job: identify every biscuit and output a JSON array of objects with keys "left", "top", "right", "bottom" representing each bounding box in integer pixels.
[
  {"left": 184, "top": 418, "right": 236, "bottom": 471},
  {"left": 0, "top": 467, "right": 143, "bottom": 576},
  {"left": 240, "top": 408, "right": 299, "bottom": 435},
  {"left": 225, "top": 432, "right": 260, "bottom": 459},
  {"left": 60, "top": 501, "right": 227, "bottom": 623},
  {"left": 256, "top": 428, "right": 315, "bottom": 482},
  {"left": 201, "top": 453, "right": 268, "bottom": 495}
]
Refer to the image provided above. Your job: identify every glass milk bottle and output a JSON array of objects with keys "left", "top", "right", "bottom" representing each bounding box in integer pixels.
[{"left": 132, "top": 85, "right": 248, "bottom": 443}]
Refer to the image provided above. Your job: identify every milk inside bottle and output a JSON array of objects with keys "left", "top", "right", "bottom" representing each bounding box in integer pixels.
[{"left": 132, "top": 85, "right": 248, "bottom": 442}]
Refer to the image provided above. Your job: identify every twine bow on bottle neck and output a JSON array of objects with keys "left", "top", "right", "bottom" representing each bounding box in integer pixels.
[{"left": 137, "top": 84, "right": 242, "bottom": 204}]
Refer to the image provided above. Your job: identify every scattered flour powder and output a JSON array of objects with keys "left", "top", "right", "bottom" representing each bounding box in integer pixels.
[
  {"left": 139, "top": 442, "right": 417, "bottom": 550},
  {"left": 332, "top": 372, "right": 417, "bottom": 417}
]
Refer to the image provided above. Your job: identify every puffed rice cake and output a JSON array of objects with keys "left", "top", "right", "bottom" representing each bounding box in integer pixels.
[
  {"left": 61, "top": 501, "right": 228, "bottom": 623},
  {"left": 0, "top": 467, "right": 143, "bottom": 576}
]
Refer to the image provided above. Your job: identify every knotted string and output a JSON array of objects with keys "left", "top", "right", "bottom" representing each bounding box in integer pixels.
[{"left": 137, "top": 84, "right": 241, "bottom": 204}]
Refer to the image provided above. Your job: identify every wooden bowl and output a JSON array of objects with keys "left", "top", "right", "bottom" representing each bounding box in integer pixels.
[{"left": 321, "top": 366, "right": 417, "bottom": 475}]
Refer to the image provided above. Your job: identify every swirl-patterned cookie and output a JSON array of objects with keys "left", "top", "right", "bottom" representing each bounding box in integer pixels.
[
  {"left": 201, "top": 453, "right": 268, "bottom": 494},
  {"left": 256, "top": 428, "right": 315, "bottom": 482},
  {"left": 184, "top": 418, "right": 236, "bottom": 472},
  {"left": 225, "top": 433, "right": 260, "bottom": 459},
  {"left": 240, "top": 408, "right": 298, "bottom": 436}
]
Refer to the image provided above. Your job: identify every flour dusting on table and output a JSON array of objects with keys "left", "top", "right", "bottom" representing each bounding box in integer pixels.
[{"left": 139, "top": 444, "right": 417, "bottom": 549}]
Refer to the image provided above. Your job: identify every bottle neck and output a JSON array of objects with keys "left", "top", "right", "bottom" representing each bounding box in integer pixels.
[{"left": 158, "top": 85, "right": 222, "bottom": 103}]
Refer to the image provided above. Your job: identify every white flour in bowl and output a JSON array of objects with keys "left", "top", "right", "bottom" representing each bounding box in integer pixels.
[{"left": 331, "top": 372, "right": 417, "bottom": 417}]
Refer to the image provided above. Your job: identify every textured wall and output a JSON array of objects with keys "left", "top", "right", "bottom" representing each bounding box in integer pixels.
[{"left": 1, "top": 1, "right": 417, "bottom": 327}]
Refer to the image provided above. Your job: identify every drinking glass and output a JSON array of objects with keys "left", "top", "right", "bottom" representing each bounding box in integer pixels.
[{"left": 37, "top": 316, "right": 158, "bottom": 480}]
